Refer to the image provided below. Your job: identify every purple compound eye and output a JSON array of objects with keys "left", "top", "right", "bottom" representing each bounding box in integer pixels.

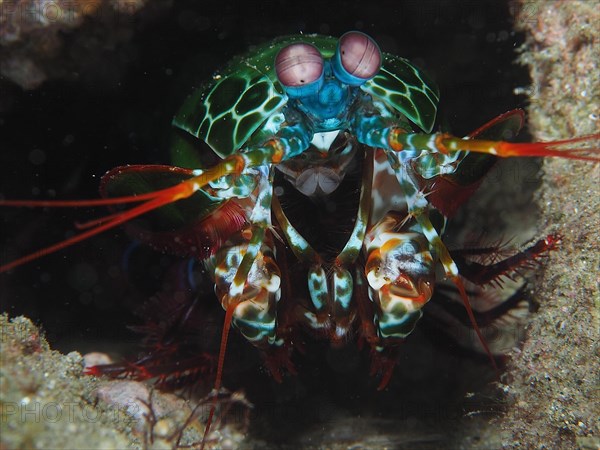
[
  {"left": 334, "top": 31, "right": 381, "bottom": 85},
  {"left": 275, "top": 43, "right": 324, "bottom": 87}
]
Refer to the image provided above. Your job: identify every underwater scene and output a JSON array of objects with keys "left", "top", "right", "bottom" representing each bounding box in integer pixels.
[{"left": 0, "top": 0, "right": 598, "bottom": 448}]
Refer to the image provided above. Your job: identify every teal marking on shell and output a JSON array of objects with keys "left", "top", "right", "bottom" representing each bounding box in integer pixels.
[
  {"left": 233, "top": 301, "right": 277, "bottom": 345},
  {"left": 173, "top": 33, "right": 440, "bottom": 158},
  {"left": 308, "top": 266, "right": 328, "bottom": 311},
  {"left": 333, "top": 268, "right": 353, "bottom": 310},
  {"left": 208, "top": 172, "right": 258, "bottom": 198},
  {"left": 378, "top": 309, "right": 423, "bottom": 339}
]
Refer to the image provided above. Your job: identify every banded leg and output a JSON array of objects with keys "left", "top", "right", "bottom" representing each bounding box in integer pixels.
[
  {"left": 271, "top": 195, "right": 326, "bottom": 326},
  {"left": 272, "top": 147, "right": 374, "bottom": 343},
  {"left": 271, "top": 193, "right": 349, "bottom": 338}
]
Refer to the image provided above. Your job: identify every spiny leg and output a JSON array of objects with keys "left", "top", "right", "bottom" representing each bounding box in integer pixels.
[{"left": 451, "top": 234, "right": 561, "bottom": 287}]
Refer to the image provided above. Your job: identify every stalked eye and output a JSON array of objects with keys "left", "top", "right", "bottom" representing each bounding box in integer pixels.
[
  {"left": 333, "top": 31, "right": 381, "bottom": 86},
  {"left": 275, "top": 43, "right": 324, "bottom": 98}
]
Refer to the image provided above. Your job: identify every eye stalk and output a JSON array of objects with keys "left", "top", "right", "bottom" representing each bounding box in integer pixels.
[
  {"left": 275, "top": 43, "right": 324, "bottom": 98},
  {"left": 332, "top": 31, "right": 381, "bottom": 86}
]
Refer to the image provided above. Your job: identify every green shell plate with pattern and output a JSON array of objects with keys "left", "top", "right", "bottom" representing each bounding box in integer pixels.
[
  {"left": 364, "top": 53, "right": 439, "bottom": 133},
  {"left": 172, "top": 34, "right": 440, "bottom": 159}
]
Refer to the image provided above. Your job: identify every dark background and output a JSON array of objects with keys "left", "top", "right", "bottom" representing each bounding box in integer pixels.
[{"left": 0, "top": 0, "right": 532, "bottom": 445}]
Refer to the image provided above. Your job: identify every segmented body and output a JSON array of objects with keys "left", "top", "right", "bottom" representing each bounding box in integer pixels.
[
  {"left": 130, "top": 33, "right": 539, "bottom": 377},
  {"left": 167, "top": 34, "right": 446, "bottom": 360}
]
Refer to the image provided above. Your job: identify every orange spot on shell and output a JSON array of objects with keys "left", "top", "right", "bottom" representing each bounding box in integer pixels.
[
  {"left": 435, "top": 133, "right": 450, "bottom": 154},
  {"left": 389, "top": 128, "right": 405, "bottom": 152}
]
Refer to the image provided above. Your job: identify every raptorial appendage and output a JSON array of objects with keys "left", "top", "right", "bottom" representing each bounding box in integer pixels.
[
  {"left": 364, "top": 213, "right": 435, "bottom": 343},
  {"left": 212, "top": 228, "right": 282, "bottom": 349}
]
